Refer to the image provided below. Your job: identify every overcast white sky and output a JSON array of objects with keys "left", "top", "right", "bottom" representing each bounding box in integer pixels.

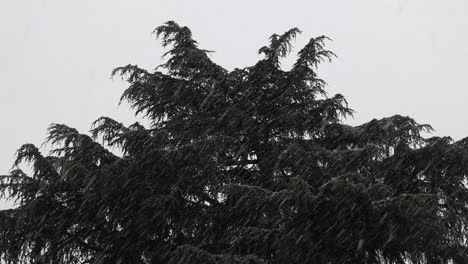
[{"left": 1, "top": 0, "right": 468, "bottom": 180}]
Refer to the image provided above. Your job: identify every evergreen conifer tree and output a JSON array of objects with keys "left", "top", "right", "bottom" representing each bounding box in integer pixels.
[{"left": 2, "top": 21, "right": 468, "bottom": 263}]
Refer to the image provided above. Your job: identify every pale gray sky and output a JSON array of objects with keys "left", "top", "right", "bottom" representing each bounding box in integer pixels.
[{"left": 1, "top": 0, "right": 468, "bottom": 178}]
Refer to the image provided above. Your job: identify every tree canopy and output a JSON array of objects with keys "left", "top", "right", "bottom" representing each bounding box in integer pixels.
[{"left": 2, "top": 21, "right": 468, "bottom": 264}]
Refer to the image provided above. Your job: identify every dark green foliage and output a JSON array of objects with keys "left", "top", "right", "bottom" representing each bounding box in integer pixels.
[{"left": 1, "top": 21, "right": 468, "bottom": 263}]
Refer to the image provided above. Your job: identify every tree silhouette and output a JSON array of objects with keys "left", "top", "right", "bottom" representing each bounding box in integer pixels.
[{"left": 1, "top": 21, "right": 468, "bottom": 264}]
